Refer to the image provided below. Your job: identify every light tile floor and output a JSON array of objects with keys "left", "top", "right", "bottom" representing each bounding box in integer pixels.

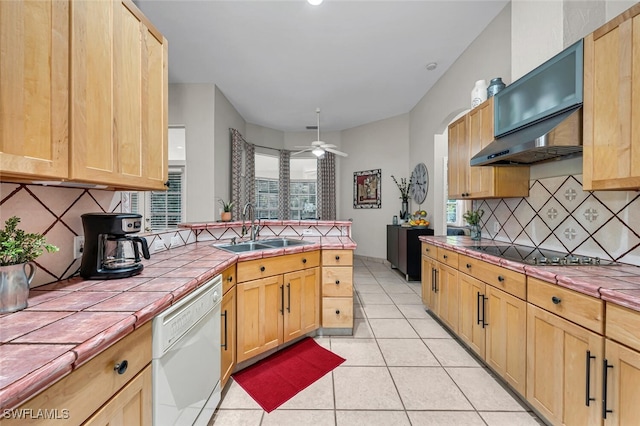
[{"left": 210, "top": 258, "right": 545, "bottom": 426}]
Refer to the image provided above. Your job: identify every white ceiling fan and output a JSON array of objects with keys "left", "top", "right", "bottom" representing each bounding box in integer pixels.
[{"left": 292, "top": 108, "right": 348, "bottom": 157}]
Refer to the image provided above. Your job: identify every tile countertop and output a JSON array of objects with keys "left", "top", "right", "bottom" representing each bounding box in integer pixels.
[
  {"left": 419, "top": 236, "right": 640, "bottom": 313},
  {"left": 0, "top": 235, "right": 356, "bottom": 411}
]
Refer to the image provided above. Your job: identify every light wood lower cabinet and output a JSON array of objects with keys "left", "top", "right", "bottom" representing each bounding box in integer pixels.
[
  {"left": 321, "top": 250, "right": 353, "bottom": 331},
  {"left": 527, "top": 303, "right": 603, "bottom": 426},
  {"left": 437, "top": 263, "right": 459, "bottom": 333},
  {"left": 485, "top": 284, "right": 527, "bottom": 396},
  {"left": 283, "top": 268, "right": 320, "bottom": 342},
  {"left": 8, "top": 322, "right": 152, "bottom": 426},
  {"left": 603, "top": 339, "right": 640, "bottom": 426},
  {"left": 458, "top": 273, "right": 486, "bottom": 358},
  {"left": 421, "top": 252, "right": 437, "bottom": 310},
  {"left": 221, "top": 285, "right": 236, "bottom": 388}
]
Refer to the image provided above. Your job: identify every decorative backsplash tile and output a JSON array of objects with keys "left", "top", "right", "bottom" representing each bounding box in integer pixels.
[{"left": 476, "top": 175, "right": 640, "bottom": 266}]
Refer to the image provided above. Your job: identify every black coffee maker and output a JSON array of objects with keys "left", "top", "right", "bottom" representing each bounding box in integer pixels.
[{"left": 80, "top": 213, "right": 150, "bottom": 279}]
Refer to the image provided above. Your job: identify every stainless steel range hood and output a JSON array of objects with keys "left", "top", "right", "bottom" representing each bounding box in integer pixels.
[{"left": 470, "top": 107, "right": 582, "bottom": 166}]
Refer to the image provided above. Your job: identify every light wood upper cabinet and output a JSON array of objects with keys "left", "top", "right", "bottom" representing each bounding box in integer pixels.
[
  {"left": 0, "top": 0, "right": 69, "bottom": 180},
  {"left": 583, "top": 3, "right": 640, "bottom": 190},
  {"left": 447, "top": 98, "right": 530, "bottom": 199},
  {"left": 70, "top": 0, "right": 168, "bottom": 190}
]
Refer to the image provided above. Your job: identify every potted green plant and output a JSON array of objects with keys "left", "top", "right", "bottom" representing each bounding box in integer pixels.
[
  {"left": 463, "top": 209, "right": 484, "bottom": 240},
  {"left": 0, "top": 216, "right": 58, "bottom": 313},
  {"left": 391, "top": 175, "right": 412, "bottom": 221},
  {"left": 218, "top": 199, "right": 234, "bottom": 222}
]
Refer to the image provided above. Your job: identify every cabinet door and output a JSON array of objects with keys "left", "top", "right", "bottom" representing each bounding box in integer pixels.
[
  {"left": 421, "top": 255, "right": 435, "bottom": 308},
  {"left": 84, "top": 365, "right": 152, "bottom": 426},
  {"left": 386, "top": 225, "right": 399, "bottom": 268},
  {"left": 221, "top": 286, "right": 236, "bottom": 388},
  {"left": 603, "top": 339, "right": 640, "bottom": 426},
  {"left": 467, "top": 99, "right": 494, "bottom": 198},
  {"left": 458, "top": 273, "right": 486, "bottom": 358},
  {"left": 447, "top": 114, "right": 468, "bottom": 199},
  {"left": 485, "top": 285, "right": 526, "bottom": 396},
  {"left": 283, "top": 267, "right": 320, "bottom": 343},
  {"left": 527, "top": 304, "right": 603, "bottom": 426},
  {"left": 437, "top": 263, "right": 459, "bottom": 333},
  {"left": 0, "top": 0, "right": 69, "bottom": 179},
  {"left": 70, "top": 0, "right": 167, "bottom": 190},
  {"left": 583, "top": 4, "right": 640, "bottom": 190},
  {"left": 236, "top": 275, "right": 284, "bottom": 363}
]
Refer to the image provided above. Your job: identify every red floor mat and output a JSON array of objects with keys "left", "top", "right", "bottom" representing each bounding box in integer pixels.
[{"left": 232, "top": 337, "right": 345, "bottom": 412}]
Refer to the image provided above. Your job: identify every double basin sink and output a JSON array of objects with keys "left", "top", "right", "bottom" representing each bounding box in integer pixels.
[{"left": 215, "top": 238, "right": 311, "bottom": 253}]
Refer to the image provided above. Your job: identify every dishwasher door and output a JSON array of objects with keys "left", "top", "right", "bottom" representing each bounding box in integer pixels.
[{"left": 152, "top": 275, "right": 222, "bottom": 425}]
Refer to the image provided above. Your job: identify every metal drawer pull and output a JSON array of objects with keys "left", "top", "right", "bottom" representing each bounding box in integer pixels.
[
  {"left": 302, "top": 258, "right": 307, "bottom": 263},
  {"left": 497, "top": 275, "right": 504, "bottom": 282},
  {"left": 260, "top": 266, "right": 265, "bottom": 272},
  {"left": 443, "top": 254, "right": 448, "bottom": 259},
  {"left": 286, "top": 283, "right": 291, "bottom": 313},
  {"left": 114, "top": 360, "right": 128, "bottom": 375},
  {"left": 335, "top": 280, "right": 340, "bottom": 284},
  {"left": 227, "top": 276, "right": 233, "bottom": 282},
  {"left": 335, "top": 309, "right": 340, "bottom": 315},
  {"left": 585, "top": 350, "right": 595, "bottom": 406},
  {"left": 476, "top": 292, "right": 482, "bottom": 325},
  {"left": 466, "top": 263, "right": 471, "bottom": 269},
  {"left": 425, "top": 248, "right": 430, "bottom": 252},
  {"left": 280, "top": 285, "right": 284, "bottom": 314},
  {"left": 335, "top": 255, "right": 340, "bottom": 260},
  {"left": 602, "top": 359, "right": 613, "bottom": 419},
  {"left": 552, "top": 296, "right": 562, "bottom": 304}
]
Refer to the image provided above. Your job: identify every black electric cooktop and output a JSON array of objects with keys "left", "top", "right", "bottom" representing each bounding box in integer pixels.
[{"left": 466, "top": 244, "right": 616, "bottom": 266}]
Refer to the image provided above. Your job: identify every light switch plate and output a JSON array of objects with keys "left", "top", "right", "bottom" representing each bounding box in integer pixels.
[
  {"left": 73, "top": 236, "right": 84, "bottom": 259},
  {"left": 494, "top": 222, "right": 500, "bottom": 233}
]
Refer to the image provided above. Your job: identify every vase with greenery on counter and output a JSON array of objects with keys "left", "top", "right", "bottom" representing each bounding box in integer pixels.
[
  {"left": 391, "top": 175, "right": 412, "bottom": 222},
  {"left": 463, "top": 209, "right": 484, "bottom": 240},
  {"left": 218, "top": 199, "right": 234, "bottom": 222},
  {"left": 0, "top": 216, "right": 58, "bottom": 313}
]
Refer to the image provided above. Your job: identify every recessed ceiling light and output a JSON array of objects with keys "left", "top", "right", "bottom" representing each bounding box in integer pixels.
[
  {"left": 426, "top": 62, "right": 438, "bottom": 71},
  {"left": 308, "top": 0, "right": 323, "bottom": 5}
]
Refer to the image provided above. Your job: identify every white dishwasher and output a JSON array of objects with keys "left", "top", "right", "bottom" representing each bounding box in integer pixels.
[{"left": 152, "top": 275, "right": 222, "bottom": 425}]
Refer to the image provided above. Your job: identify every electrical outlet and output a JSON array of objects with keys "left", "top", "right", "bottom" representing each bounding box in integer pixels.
[
  {"left": 493, "top": 222, "right": 500, "bottom": 233},
  {"left": 154, "top": 239, "right": 166, "bottom": 251},
  {"left": 170, "top": 236, "right": 180, "bottom": 247},
  {"left": 302, "top": 229, "right": 313, "bottom": 235},
  {"left": 73, "top": 236, "right": 84, "bottom": 259}
]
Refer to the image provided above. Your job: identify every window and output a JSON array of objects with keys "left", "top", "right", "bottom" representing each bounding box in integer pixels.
[
  {"left": 290, "top": 157, "right": 317, "bottom": 220},
  {"left": 447, "top": 199, "right": 471, "bottom": 227},
  {"left": 130, "top": 168, "right": 184, "bottom": 231},
  {"left": 255, "top": 178, "right": 279, "bottom": 219}
]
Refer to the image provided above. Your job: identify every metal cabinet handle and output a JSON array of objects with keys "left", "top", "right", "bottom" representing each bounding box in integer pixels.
[
  {"left": 335, "top": 255, "right": 340, "bottom": 260},
  {"left": 221, "top": 310, "right": 228, "bottom": 350},
  {"left": 280, "top": 285, "right": 284, "bottom": 314},
  {"left": 227, "top": 276, "right": 233, "bottom": 282},
  {"left": 425, "top": 248, "right": 430, "bottom": 252},
  {"left": 335, "top": 309, "right": 340, "bottom": 315},
  {"left": 302, "top": 258, "right": 307, "bottom": 264},
  {"left": 434, "top": 269, "right": 439, "bottom": 293},
  {"left": 443, "top": 254, "right": 448, "bottom": 259},
  {"left": 585, "top": 350, "right": 595, "bottom": 406},
  {"left": 286, "top": 283, "right": 291, "bottom": 313},
  {"left": 482, "top": 295, "right": 488, "bottom": 328},
  {"left": 466, "top": 263, "right": 471, "bottom": 269},
  {"left": 260, "top": 266, "right": 266, "bottom": 272},
  {"left": 552, "top": 296, "right": 562, "bottom": 305},
  {"left": 602, "top": 359, "right": 613, "bottom": 419},
  {"left": 497, "top": 275, "right": 505, "bottom": 282},
  {"left": 114, "top": 360, "right": 128, "bottom": 375},
  {"left": 335, "top": 280, "right": 340, "bottom": 285},
  {"left": 476, "top": 292, "right": 482, "bottom": 325},
  {"left": 431, "top": 268, "right": 436, "bottom": 292}
]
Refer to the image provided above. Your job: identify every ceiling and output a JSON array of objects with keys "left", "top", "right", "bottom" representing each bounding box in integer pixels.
[{"left": 135, "top": 0, "right": 509, "bottom": 132}]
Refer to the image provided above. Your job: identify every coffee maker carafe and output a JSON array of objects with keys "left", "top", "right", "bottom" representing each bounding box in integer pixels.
[{"left": 80, "top": 213, "right": 150, "bottom": 279}]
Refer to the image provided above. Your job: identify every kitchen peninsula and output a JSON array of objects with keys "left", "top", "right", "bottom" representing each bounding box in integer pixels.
[{"left": 0, "top": 220, "right": 356, "bottom": 424}]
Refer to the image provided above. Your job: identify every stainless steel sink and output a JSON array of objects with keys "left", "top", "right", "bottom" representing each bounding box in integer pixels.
[
  {"left": 261, "top": 238, "right": 310, "bottom": 248},
  {"left": 215, "top": 241, "right": 272, "bottom": 253},
  {"left": 214, "top": 238, "right": 310, "bottom": 253}
]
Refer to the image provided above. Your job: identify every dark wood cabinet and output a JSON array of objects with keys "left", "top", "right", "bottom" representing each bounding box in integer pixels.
[{"left": 386, "top": 225, "right": 434, "bottom": 281}]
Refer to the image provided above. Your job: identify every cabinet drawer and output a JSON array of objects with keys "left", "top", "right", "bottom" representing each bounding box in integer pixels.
[
  {"left": 422, "top": 242, "right": 437, "bottom": 259},
  {"left": 606, "top": 302, "right": 640, "bottom": 352},
  {"left": 528, "top": 277, "right": 603, "bottom": 334},
  {"left": 322, "top": 267, "right": 353, "bottom": 297},
  {"left": 237, "top": 251, "right": 320, "bottom": 282},
  {"left": 12, "top": 322, "right": 151, "bottom": 426},
  {"left": 460, "top": 254, "right": 526, "bottom": 299},
  {"left": 322, "top": 250, "right": 353, "bottom": 266},
  {"left": 222, "top": 264, "right": 236, "bottom": 294},
  {"left": 322, "top": 297, "right": 353, "bottom": 328},
  {"left": 437, "top": 247, "right": 459, "bottom": 268}
]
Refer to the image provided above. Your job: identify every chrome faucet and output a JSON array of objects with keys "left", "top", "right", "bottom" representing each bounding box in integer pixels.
[{"left": 241, "top": 202, "right": 260, "bottom": 241}]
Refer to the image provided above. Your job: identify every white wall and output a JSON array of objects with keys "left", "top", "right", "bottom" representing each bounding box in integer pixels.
[{"left": 340, "top": 114, "right": 410, "bottom": 259}]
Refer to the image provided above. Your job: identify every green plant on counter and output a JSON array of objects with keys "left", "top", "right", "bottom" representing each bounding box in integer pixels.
[
  {"left": 463, "top": 209, "right": 484, "bottom": 226},
  {"left": 0, "top": 216, "right": 58, "bottom": 266},
  {"left": 218, "top": 199, "right": 234, "bottom": 212}
]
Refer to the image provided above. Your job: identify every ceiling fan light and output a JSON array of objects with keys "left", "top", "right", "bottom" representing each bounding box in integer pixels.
[
  {"left": 307, "top": 0, "right": 323, "bottom": 5},
  {"left": 312, "top": 147, "right": 325, "bottom": 157}
]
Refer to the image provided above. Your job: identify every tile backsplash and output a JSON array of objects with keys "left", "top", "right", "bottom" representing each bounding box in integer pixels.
[{"left": 476, "top": 175, "right": 640, "bottom": 266}]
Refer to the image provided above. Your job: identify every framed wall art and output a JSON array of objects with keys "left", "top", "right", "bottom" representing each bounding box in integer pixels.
[{"left": 353, "top": 169, "right": 381, "bottom": 209}]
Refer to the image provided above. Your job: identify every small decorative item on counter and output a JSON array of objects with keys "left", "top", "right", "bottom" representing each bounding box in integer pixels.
[
  {"left": 487, "top": 77, "right": 506, "bottom": 98},
  {"left": 408, "top": 210, "right": 430, "bottom": 228},
  {"left": 218, "top": 198, "right": 234, "bottom": 222},
  {"left": 471, "top": 79, "right": 488, "bottom": 108},
  {"left": 0, "top": 216, "right": 59, "bottom": 313},
  {"left": 463, "top": 209, "right": 485, "bottom": 240},
  {"left": 392, "top": 215, "right": 398, "bottom": 225},
  {"left": 391, "top": 175, "right": 412, "bottom": 221}
]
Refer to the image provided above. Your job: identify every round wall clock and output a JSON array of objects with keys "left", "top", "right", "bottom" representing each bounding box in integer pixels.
[{"left": 410, "top": 162, "right": 428, "bottom": 204}]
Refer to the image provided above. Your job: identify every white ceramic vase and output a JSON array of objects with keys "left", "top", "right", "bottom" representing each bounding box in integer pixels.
[{"left": 471, "top": 79, "right": 488, "bottom": 108}]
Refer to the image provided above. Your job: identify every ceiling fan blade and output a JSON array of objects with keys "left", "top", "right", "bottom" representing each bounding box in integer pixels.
[
  {"left": 320, "top": 143, "right": 336, "bottom": 149},
  {"left": 294, "top": 145, "right": 313, "bottom": 149},
  {"left": 291, "top": 148, "right": 312, "bottom": 156},
  {"left": 324, "top": 147, "right": 348, "bottom": 157}
]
